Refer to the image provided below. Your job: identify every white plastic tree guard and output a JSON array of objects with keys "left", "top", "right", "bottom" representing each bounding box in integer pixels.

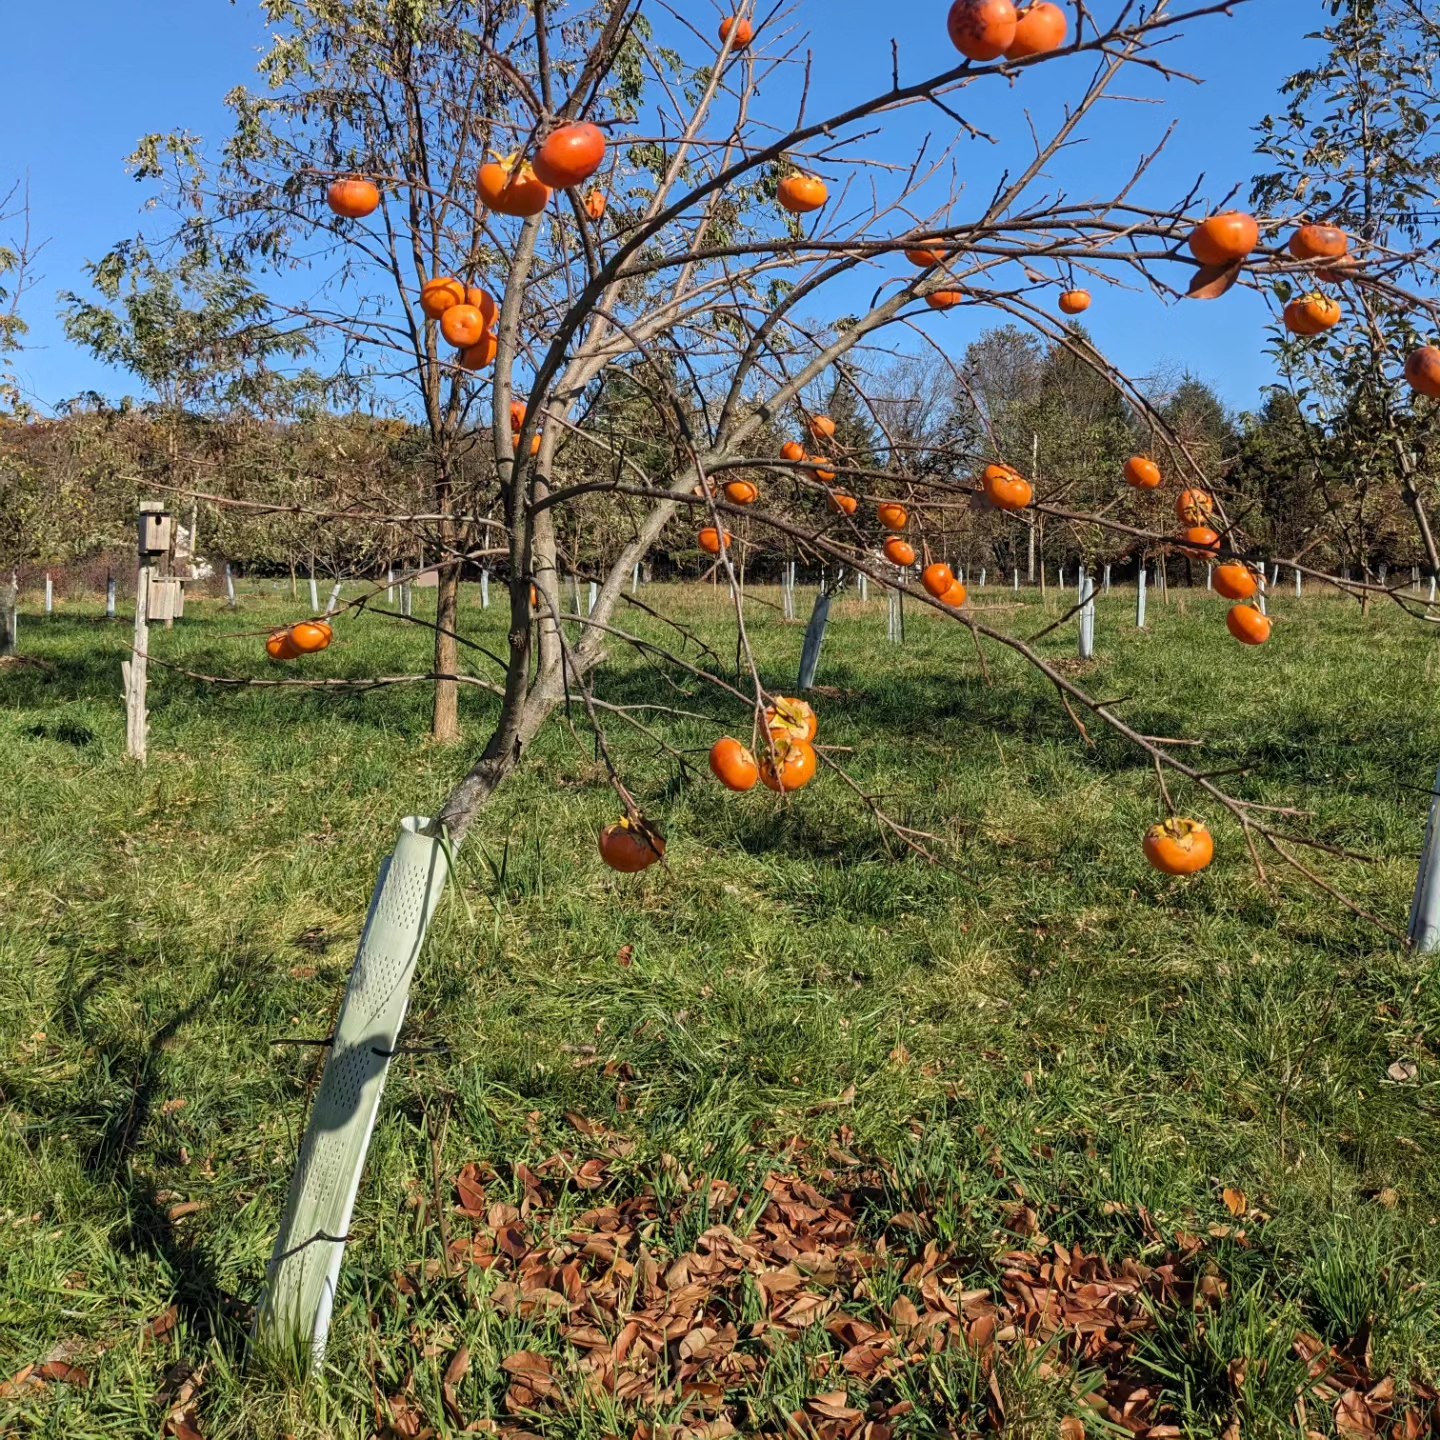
[
  {"left": 1079, "top": 573, "right": 1096, "bottom": 660},
  {"left": 257, "top": 817, "right": 451, "bottom": 1363},
  {"left": 1136, "top": 568, "right": 1148, "bottom": 629},
  {"left": 886, "top": 583, "right": 903, "bottom": 643}
]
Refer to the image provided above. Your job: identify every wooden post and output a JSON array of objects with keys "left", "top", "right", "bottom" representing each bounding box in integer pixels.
[
  {"left": 125, "top": 567, "right": 151, "bottom": 763},
  {"left": 126, "top": 503, "right": 170, "bottom": 764}
]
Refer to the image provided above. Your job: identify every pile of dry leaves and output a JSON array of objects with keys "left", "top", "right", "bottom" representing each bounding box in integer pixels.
[{"left": 372, "top": 1139, "right": 1438, "bottom": 1440}]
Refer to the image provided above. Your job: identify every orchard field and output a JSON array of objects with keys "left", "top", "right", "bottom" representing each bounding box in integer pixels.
[{"left": 3, "top": 581, "right": 1439, "bottom": 1439}]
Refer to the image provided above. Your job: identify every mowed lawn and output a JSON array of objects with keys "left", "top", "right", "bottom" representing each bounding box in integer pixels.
[{"left": 2, "top": 578, "right": 1439, "bottom": 1439}]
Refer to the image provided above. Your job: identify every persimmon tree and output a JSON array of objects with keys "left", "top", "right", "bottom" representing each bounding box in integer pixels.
[{"left": 115, "top": 0, "right": 1440, "bottom": 921}]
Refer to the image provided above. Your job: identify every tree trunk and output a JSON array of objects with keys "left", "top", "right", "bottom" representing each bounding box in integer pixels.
[
  {"left": 0, "top": 577, "right": 17, "bottom": 657},
  {"left": 432, "top": 562, "right": 461, "bottom": 743}
]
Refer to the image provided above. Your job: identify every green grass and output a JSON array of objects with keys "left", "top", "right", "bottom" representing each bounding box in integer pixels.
[{"left": 2, "top": 578, "right": 1439, "bottom": 1438}]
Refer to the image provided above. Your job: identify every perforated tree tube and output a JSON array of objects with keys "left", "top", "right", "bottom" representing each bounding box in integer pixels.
[{"left": 256, "top": 817, "right": 450, "bottom": 1362}]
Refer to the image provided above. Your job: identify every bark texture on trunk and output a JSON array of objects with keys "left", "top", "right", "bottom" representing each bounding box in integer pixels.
[{"left": 431, "top": 563, "right": 461, "bottom": 744}]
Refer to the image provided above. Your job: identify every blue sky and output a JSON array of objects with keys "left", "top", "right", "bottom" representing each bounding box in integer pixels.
[{"left": 0, "top": 1, "right": 1322, "bottom": 414}]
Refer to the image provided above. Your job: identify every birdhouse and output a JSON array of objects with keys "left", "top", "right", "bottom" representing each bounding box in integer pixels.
[
  {"left": 138, "top": 508, "right": 173, "bottom": 557},
  {"left": 149, "top": 576, "right": 186, "bottom": 622}
]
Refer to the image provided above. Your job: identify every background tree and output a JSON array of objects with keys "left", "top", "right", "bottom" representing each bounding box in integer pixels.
[{"left": 1250, "top": 0, "right": 1440, "bottom": 586}]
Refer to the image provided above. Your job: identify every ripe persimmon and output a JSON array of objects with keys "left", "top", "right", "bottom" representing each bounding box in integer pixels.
[
  {"left": 1178, "top": 525, "right": 1221, "bottom": 558},
  {"left": 532, "top": 123, "right": 607, "bottom": 189},
  {"left": 478, "top": 155, "right": 551, "bottom": 216},
  {"left": 947, "top": 0, "right": 1018, "bottom": 61},
  {"left": 808, "top": 415, "right": 836, "bottom": 444},
  {"left": 719, "top": 15, "right": 754, "bottom": 49},
  {"left": 599, "top": 817, "right": 665, "bottom": 873},
  {"left": 1284, "top": 292, "right": 1342, "bottom": 335},
  {"left": 1405, "top": 346, "right": 1440, "bottom": 399},
  {"left": 1188, "top": 211, "right": 1260, "bottom": 266},
  {"left": 460, "top": 331, "right": 500, "bottom": 369},
  {"left": 1213, "top": 562, "right": 1259, "bottom": 601},
  {"left": 326, "top": 178, "right": 380, "bottom": 219},
  {"left": 1175, "top": 488, "right": 1214, "bottom": 525},
  {"left": 809, "top": 456, "right": 837, "bottom": 484},
  {"left": 724, "top": 479, "right": 759, "bottom": 505},
  {"left": 982, "top": 463, "right": 1034, "bottom": 511},
  {"left": 939, "top": 580, "right": 968, "bottom": 608},
  {"left": 465, "top": 286, "right": 499, "bottom": 328},
  {"left": 926, "top": 290, "right": 965, "bottom": 311},
  {"left": 922, "top": 563, "right": 956, "bottom": 599},
  {"left": 1227, "top": 603, "right": 1272, "bottom": 645},
  {"left": 710, "top": 737, "right": 760, "bottom": 792},
  {"left": 884, "top": 538, "right": 917, "bottom": 567},
  {"left": 760, "top": 738, "right": 818, "bottom": 793},
  {"left": 1144, "top": 817, "right": 1214, "bottom": 876},
  {"left": 698, "top": 527, "right": 731, "bottom": 555},
  {"left": 877, "top": 502, "right": 909, "bottom": 531},
  {"left": 584, "top": 189, "right": 607, "bottom": 221},
  {"left": 1289, "top": 224, "right": 1348, "bottom": 262},
  {"left": 781, "top": 440, "right": 807, "bottom": 463},
  {"left": 778, "top": 173, "right": 828, "bottom": 214},
  {"left": 420, "top": 278, "right": 466, "bottom": 320},
  {"left": 441, "top": 303, "right": 488, "bottom": 348},
  {"left": 906, "top": 246, "right": 948, "bottom": 267},
  {"left": 510, "top": 400, "right": 527, "bottom": 432},
  {"left": 1124, "top": 456, "right": 1162, "bottom": 490},
  {"left": 829, "top": 492, "right": 858, "bottom": 516},
  {"left": 290, "top": 620, "right": 334, "bottom": 654},
  {"left": 766, "top": 697, "right": 819, "bottom": 743},
  {"left": 1006, "top": 2, "right": 1067, "bottom": 57},
  {"left": 1059, "top": 289, "right": 1091, "bottom": 315},
  {"left": 266, "top": 630, "right": 301, "bottom": 661}
]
